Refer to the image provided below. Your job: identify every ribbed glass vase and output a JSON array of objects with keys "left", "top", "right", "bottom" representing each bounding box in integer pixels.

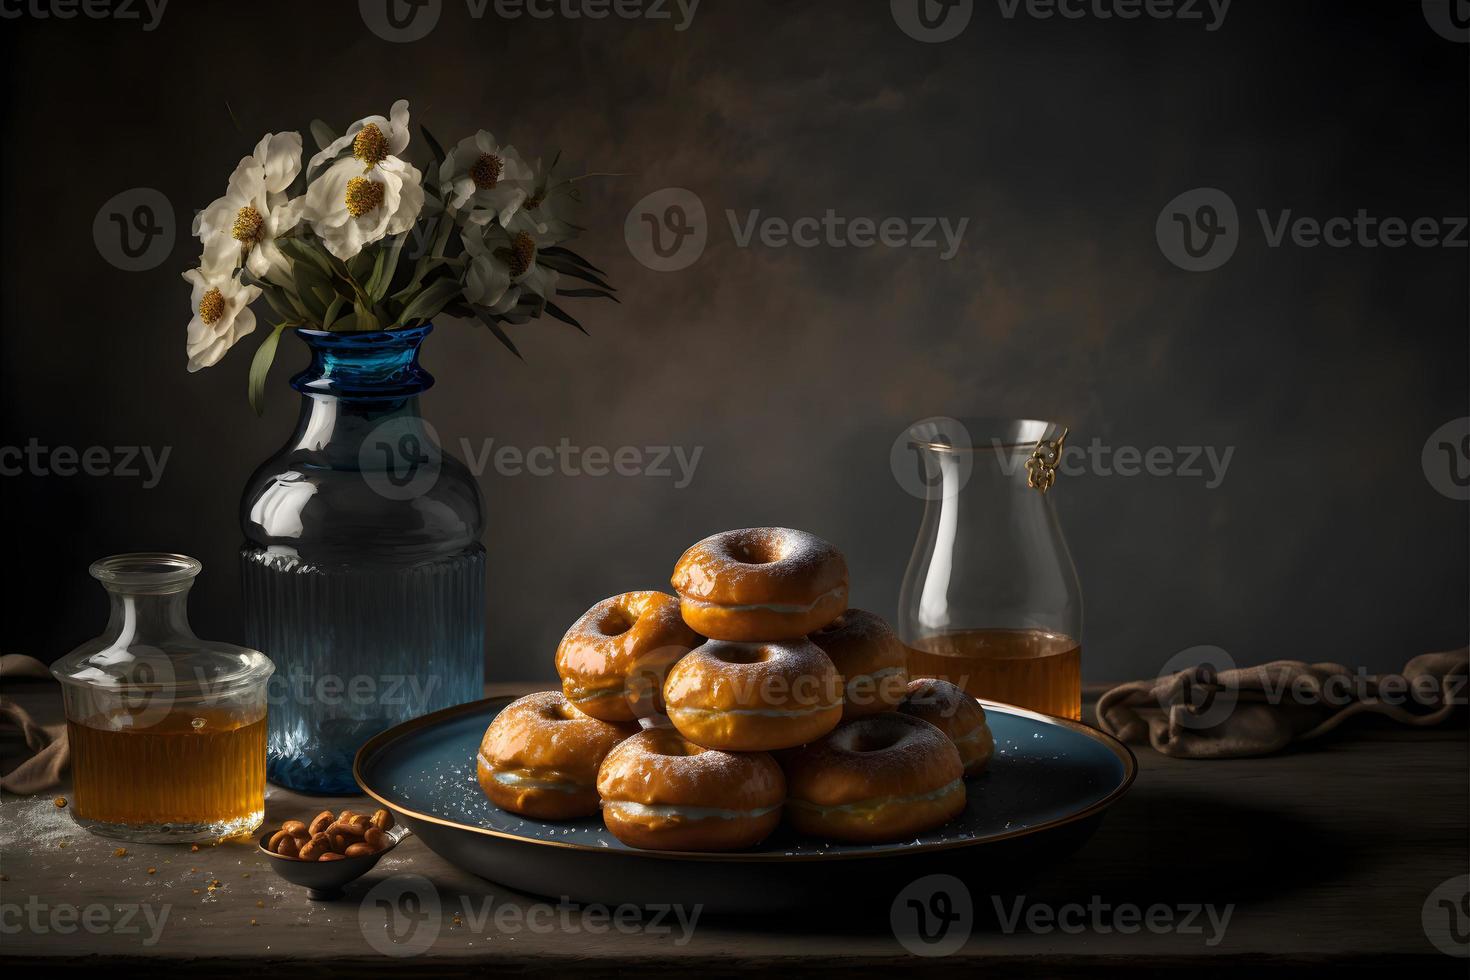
[{"left": 240, "top": 324, "right": 485, "bottom": 793}]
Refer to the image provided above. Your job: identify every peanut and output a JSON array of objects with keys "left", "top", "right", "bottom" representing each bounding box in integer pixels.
[
  {"left": 308, "top": 811, "right": 334, "bottom": 836},
  {"left": 371, "top": 809, "right": 394, "bottom": 831},
  {"left": 363, "top": 827, "right": 387, "bottom": 851},
  {"left": 268, "top": 830, "right": 291, "bottom": 852},
  {"left": 330, "top": 833, "right": 349, "bottom": 853},
  {"left": 331, "top": 819, "right": 367, "bottom": 840},
  {"left": 319, "top": 852, "right": 346, "bottom": 862},
  {"left": 298, "top": 833, "right": 330, "bottom": 861},
  {"left": 281, "top": 820, "right": 309, "bottom": 838},
  {"left": 275, "top": 835, "right": 300, "bottom": 859},
  {"left": 344, "top": 842, "right": 375, "bottom": 858}
]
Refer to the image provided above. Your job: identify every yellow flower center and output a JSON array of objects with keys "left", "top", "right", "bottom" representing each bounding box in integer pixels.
[
  {"left": 345, "top": 176, "right": 386, "bottom": 218},
  {"left": 507, "top": 231, "right": 536, "bottom": 278},
  {"left": 353, "top": 123, "right": 390, "bottom": 168},
  {"left": 199, "top": 288, "right": 226, "bottom": 326},
  {"left": 471, "top": 153, "right": 503, "bottom": 190},
  {"left": 232, "top": 205, "right": 264, "bottom": 245}
]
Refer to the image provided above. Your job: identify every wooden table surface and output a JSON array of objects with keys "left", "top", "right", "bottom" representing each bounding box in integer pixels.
[{"left": 2, "top": 680, "right": 1466, "bottom": 977}]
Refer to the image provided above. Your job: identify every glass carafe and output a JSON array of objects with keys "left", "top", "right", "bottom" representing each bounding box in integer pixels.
[
  {"left": 52, "top": 554, "right": 274, "bottom": 842},
  {"left": 897, "top": 418, "right": 1083, "bottom": 720}
]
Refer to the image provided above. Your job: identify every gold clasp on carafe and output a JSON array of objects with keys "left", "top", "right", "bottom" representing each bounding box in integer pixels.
[{"left": 1025, "top": 427, "right": 1069, "bottom": 493}]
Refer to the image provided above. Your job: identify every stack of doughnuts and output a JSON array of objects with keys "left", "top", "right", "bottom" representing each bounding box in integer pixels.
[{"left": 476, "top": 527, "right": 995, "bottom": 851}]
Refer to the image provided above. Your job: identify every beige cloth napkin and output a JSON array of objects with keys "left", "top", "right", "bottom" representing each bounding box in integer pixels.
[
  {"left": 0, "top": 654, "right": 70, "bottom": 793},
  {"left": 1097, "top": 648, "right": 1468, "bottom": 758}
]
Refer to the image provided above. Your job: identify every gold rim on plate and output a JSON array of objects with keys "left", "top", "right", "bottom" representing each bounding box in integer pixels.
[{"left": 353, "top": 695, "right": 1137, "bottom": 864}]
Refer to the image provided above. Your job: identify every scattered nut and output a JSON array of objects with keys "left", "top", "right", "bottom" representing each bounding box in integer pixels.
[
  {"left": 147, "top": 867, "right": 157, "bottom": 875},
  {"left": 255, "top": 900, "right": 265, "bottom": 909},
  {"left": 53, "top": 797, "right": 68, "bottom": 809},
  {"left": 190, "top": 844, "right": 200, "bottom": 853},
  {"left": 250, "top": 918, "right": 259, "bottom": 926},
  {"left": 113, "top": 848, "right": 127, "bottom": 858}
]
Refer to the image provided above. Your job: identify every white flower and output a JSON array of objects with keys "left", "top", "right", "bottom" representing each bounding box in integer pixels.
[
  {"left": 182, "top": 268, "right": 260, "bottom": 372},
  {"left": 439, "top": 131, "right": 533, "bottom": 220},
  {"left": 462, "top": 229, "right": 519, "bottom": 313},
  {"left": 463, "top": 222, "right": 558, "bottom": 311},
  {"left": 252, "top": 131, "right": 303, "bottom": 195},
  {"left": 303, "top": 156, "right": 424, "bottom": 261},
  {"left": 308, "top": 100, "right": 413, "bottom": 176},
  {"left": 196, "top": 159, "right": 302, "bottom": 281},
  {"left": 502, "top": 156, "right": 579, "bottom": 242},
  {"left": 301, "top": 100, "right": 424, "bottom": 260}
]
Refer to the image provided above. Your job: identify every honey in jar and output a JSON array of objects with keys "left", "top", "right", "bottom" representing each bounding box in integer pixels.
[{"left": 52, "top": 554, "right": 274, "bottom": 842}]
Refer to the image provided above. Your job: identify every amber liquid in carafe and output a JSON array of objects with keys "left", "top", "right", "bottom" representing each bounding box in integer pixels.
[
  {"left": 67, "top": 709, "right": 267, "bottom": 827},
  {"left": 906, "top": 629, "right": 1082, "bottom": 720}
]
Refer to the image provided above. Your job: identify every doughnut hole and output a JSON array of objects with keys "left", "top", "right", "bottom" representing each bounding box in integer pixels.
[{"left": 594, "top": 604, "right": 638, "bottom": 637}]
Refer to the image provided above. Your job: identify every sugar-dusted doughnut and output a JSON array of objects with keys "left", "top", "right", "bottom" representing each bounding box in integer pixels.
[
  {"left": 671, "top": 527, "right": 849, "bottom": 641},
  {"left": 663, "top": 638, "right": 844, "bottom": 751},
  {"left": 780, "top": 713, "right": 965, "bottom": 843},
  {"left": 808, "top": 608, "right": 910, "bottom": 720},
  {"left": 596, "top": 729, "right": 786, "bottom": 851},
  {"left": 555, "top": 591, "right": 702, "bottom": 722},
  {"left": 897, "top": 677, "right": 995, "bottom": 777},
  {"left": 476, "top": 691, "right": 636, "bottom": 820}
]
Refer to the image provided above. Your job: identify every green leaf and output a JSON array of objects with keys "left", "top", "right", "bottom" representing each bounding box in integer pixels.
[
  {"left": 310, "top": 119, "right": 337, "bottom": 152},
  {"left": 367, "top": 234, "right": 407, "bottom": 303},
  {"left": 353, "top": 298, "right": 381, "bottom": 333},
  {"left": 421, "top": 125, "right": 448, "bottom": 169},
  {"left": 540, "top": 246, "right": 606, "bottom": 275},
  {"left": 472, "top": 308, "right": 523, "bottom": 360},
  {"left": 292, "top": 261, "right": 333, "bottom": 319},
  {"left": 347, "top": 247, "right": 376, "bottom": 285},
  {"left": 277, "top": 237, "right": 335, "bottom": 278},
  {"left": 322, "top": 294, "right": 345, "bottom": 330},
  {"left": 396, "top": 277, "right": 463, "bottom": 327},
  {"left": 535, "top": 257, "right": 616, "bottom": 293},
  {"left": 248, "top": 322, "right": 291, "bottom": 416},
  {"left": 557, "top": 287, "right": 619, "bottom": 302},
  {"left": 542, "top": 301, "right": 587, "bottom": 335}
]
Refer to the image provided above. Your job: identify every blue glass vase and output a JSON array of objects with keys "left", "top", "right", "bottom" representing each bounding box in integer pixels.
[{"left": 240, "top": 324, "right": 485, "bottom": 793}]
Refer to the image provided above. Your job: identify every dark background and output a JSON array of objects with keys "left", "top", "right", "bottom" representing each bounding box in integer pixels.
[{"left": 1, "top": 0, "right": 1465, "bottom": 684}]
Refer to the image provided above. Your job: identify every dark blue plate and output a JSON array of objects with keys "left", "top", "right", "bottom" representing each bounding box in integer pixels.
[{"left": 356, "top": 697, "right": 1135, "bottom": 913}]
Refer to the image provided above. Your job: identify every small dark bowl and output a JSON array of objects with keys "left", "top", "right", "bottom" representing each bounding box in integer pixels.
[{"left": 257, "top": 826, "right": 411, "bottom": 900}]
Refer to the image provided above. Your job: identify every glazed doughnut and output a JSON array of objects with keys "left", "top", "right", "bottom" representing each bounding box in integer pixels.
[
  {"left": 477, "top": 692, "right": 637, "bottom": 820},
  {"left": 897, "top": 677, "right": 995, "bottom": 777},
  {"left": 780, "top": 713, "right": 965, "bottom": 843},
  {"left": 671, "top": 527, "right": 849, "bottom": 641},
  {"left": 808, "top": 609, "right": 910, "bottom": 720},
  {"left": 596, "top": 729, "right": 786, "bottom": 851},
  {"left": 555, "top": 591, "right": 702, "bottom": 722},
  {"left": 663, "top": 638, "right": 844, "bottom": 751}
]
